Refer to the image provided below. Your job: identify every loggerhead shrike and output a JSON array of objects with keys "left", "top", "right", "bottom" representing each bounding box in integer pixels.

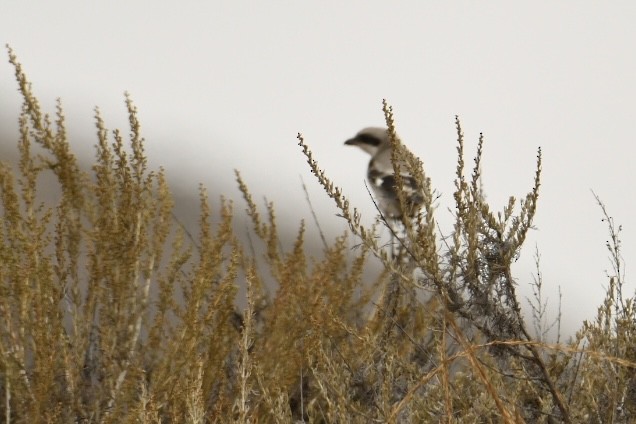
[{"left": 345, "top": 127, "right": 424, "bottom": 220}]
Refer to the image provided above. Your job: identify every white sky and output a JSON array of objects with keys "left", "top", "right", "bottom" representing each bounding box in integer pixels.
[{"left": 2, "top": 1, "right": 635, "bottom": 337}]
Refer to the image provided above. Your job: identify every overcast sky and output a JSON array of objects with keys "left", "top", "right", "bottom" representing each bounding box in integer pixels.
[{"left": 2, "top": 1, "right": 635, "bottom": 337}]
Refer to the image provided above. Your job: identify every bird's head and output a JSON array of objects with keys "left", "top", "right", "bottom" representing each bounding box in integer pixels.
[{"left": 344, "top": 127, "right": 389, "bottom": 156}]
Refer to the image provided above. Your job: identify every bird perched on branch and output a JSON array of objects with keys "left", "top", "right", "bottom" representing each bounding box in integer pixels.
[{"left": 345, "top": 127, "right": 423, "bottom": 220}]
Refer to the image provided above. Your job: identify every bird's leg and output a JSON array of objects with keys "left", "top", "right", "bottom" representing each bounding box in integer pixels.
[{"left": 386, "top": 218, "right": 400, "bottom": 260}]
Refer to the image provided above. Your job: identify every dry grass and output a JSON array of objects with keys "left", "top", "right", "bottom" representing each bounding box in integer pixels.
[{"left": 2, "top": 46, "right": 636, "bottom": 423}]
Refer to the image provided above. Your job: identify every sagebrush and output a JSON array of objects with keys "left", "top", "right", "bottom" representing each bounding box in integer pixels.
[{"left": 1, "top": 47, "right": 635, "bottom": 423}]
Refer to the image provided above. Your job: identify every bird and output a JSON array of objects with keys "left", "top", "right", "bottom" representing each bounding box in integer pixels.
[{"left": 344, "top": 127, "right": 424, "bottom": 220}]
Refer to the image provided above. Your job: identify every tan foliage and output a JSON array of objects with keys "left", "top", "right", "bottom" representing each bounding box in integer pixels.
[{"left": 1, "top": 46, "right": 635, "bottom": 423}]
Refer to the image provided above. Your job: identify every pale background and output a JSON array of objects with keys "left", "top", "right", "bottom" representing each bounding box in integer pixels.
[{"left": 1, "top": 1, "right": 635, "bottom": 338}]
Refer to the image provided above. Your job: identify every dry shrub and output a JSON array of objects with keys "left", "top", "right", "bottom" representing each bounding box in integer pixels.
[{"left": 1, "top": 46, "right": 635, "bottom": 424}]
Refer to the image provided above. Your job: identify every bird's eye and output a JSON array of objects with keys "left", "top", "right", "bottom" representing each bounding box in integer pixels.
[{"left": 356, "top": 134, "right": 381, "bottom": 146}]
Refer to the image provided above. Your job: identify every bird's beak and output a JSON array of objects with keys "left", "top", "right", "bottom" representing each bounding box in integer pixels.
[{"left": 344, "top": 138, "right": 357, "bottom": 146}]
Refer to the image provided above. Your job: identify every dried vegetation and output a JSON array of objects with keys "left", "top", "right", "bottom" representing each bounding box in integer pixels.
[{"left": 1, "top": 47, "right": 635, "bottom": 423}]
